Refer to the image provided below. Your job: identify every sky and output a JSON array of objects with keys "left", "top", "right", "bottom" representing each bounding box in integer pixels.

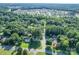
[{"left": 0, "top": 0, "right": 79, "bottom": 3}]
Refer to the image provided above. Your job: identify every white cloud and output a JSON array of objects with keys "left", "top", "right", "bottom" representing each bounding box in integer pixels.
[{"left": 0, "top": 0, "right": 79, "bottom": 3}]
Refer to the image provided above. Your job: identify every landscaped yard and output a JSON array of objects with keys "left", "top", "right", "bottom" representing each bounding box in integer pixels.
[
  {"left": 71, "top": 50, "right": 77, "bottom": 55},
  {"left": 0, "top": 42, "right": 29, "bottom": 55},
  {"left": 36, "top": 52, "right": 45, "bottom": 55},
  {"left": 0, "top": 49, "right": 14, "bottom": 55},
  {"left": 21, "top": 42, "right": 29, "bottom": 48}
]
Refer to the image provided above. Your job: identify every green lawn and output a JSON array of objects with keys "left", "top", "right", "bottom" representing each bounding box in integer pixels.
[
  {"left": 0, "top": 49, "right": 14, "bottom": 55},
  {"left": 36, "top": 52, "right": 45, "bottom": 55},
  {"left": 0, "top": 42, "right": 29, "bottom": 55},
  {"left": 71, "top": 50, "right": 77, "bottom": 55},
  {"left": 28, "top": 52, "right": 45, "bottom": 55},
  {"left": 21, "top": 42, "right": 29, "bottom": 48}
]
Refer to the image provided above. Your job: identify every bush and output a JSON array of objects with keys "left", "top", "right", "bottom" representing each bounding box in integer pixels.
[
  {"left": 23, "top": 49, "right": 28, "bottom": 55},
  {"left": 76, "top": 42, "right": 79, "bottom": 54},
  {"left": 16, "top": 47, "right": 23, "bottom": 55},
  {"left": 29, "top": 39, "right": 41, "bottom": 49},
  {"left": 45, "top": 46, "right": 52, "bottom": 55}
]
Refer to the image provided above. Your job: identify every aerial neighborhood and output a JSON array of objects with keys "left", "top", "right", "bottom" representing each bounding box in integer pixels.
[{"left": 0, "top": 3, "right": 79, "bottom": 55}]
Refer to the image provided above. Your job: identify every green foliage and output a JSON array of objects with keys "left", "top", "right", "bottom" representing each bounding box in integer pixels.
[
  {"left": 45, "top": 46, "right": 52, "bottom": 55},
  {"left": 23, "top": 49, "right": 28, "bottom": 55},
  {"left": 0, "top": 9, "right": 79, "bottom": 55},
  {"left": 67, "top": 30, "right": 77, "bottom": 38},
  {"left": 0, "top": 49, "right": 14, "bottom": 55},
  {"left": 16, "top": 47, "right": 23, "bottom": 55},
  {"left": 36, "top": 52, "right": 45, "bottom": 55},
  {"left": 21, "top": 42, "right": 29, "bottom": 48},
  {"left": 76, "top": 42, "right": 79, "bottom": 54},
  {"left": 29, "top": 38, "right": 41, "bottom": 49},
  {"left": 59, "top": 35, "right": 69, "bottom": 50},
  {"left": 46, "top": 25, "right": 65, "bottom": 37},
  {"left": 2, "top": 33, "right": 22, "bottom": 45}
]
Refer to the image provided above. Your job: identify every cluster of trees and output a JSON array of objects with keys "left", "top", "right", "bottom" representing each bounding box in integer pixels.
[{"left": 0, "top": 10, "right": 79, "bottom": 55}]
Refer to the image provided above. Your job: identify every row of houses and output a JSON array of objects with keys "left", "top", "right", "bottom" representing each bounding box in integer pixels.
[{"left": 13, "top": 9, "right": 79, "bottom": 17}]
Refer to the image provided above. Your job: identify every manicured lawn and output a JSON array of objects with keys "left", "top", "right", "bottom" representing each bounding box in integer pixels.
[
  {"left": 71, "top": 50, "right": 77, "bottom": 55},
  {"left": 28, "top": 52, "right": 45, "bottom": 55},
  {"left": 36, "top": 52, "right": 45, "bottom": 55},
  {"left": 21, "top": 42, "right": 29, "bottom": 48},
  {"left": 0, "top": 49, "right": 14, "bottom": 55}
]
